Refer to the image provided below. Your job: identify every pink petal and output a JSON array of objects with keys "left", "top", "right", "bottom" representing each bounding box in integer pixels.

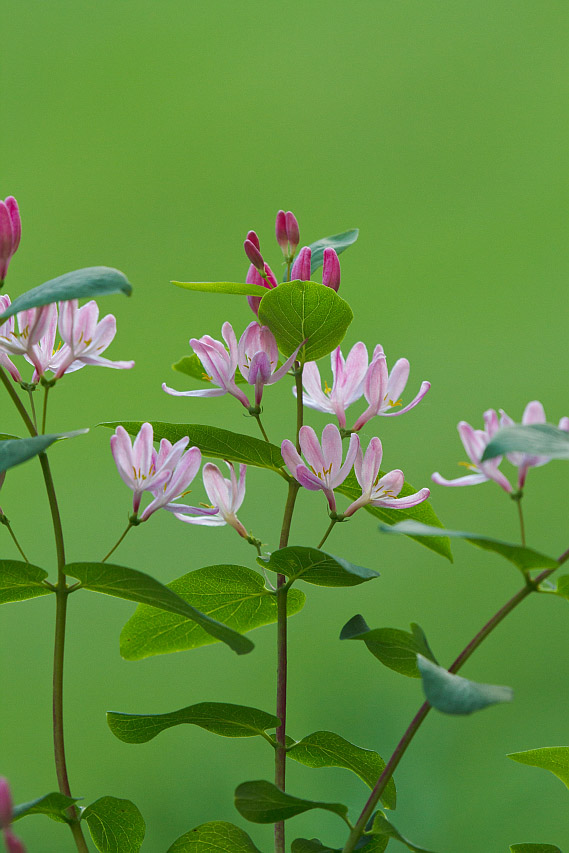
[
  {"left": 372, "top": 488, "right": 430, "bottom": 509},
  {"left": 386, "top": 358, "right": 409, "bottom": 402},
  {"left": 299, "top": 425, "right": 326, "bottom": 472},
  {"left": 431, "top": 471, "right": 489, "bottom": 487},
  {"left": 522, "top": 400, "right": 546, "bottom": 425},
  {"left": 162, "top": 382, "right": 226, "bottom": 398},
  {"left": 380, "top": 381, "right": 431, "bottom": 417},
  {"left": 281, "top": 439, "right": 304, "bottom": 474},
  {"left": 335, "top": 431, "right": 360, "bottom": 486}
]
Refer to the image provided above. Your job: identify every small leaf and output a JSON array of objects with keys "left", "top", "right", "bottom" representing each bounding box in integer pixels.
[
  {"left": 234, "top": 780, "right": 348, "bottom": 824},
  {"left": 542, "top": 575, "right": 569, "bottom": 603},
  {"left": 82, "top": 796, "right": 145, "bottom": 853},
  {"left": 0, "top": 267, "right": 132, "bottom": 320},
  {"left": 172, "top": 280, "right": 269, "bottom": 296},
  {"left": 308, "top": 229, "right": 359, "bottom": 275},
  {"left": 510, "top": 845, "right": 563, "bottom": 852},
  {"left": 369, "top": 811, "right": 437, "bottom": 852},
  {"left": 508, "top": 747, "right": 569, "bottom": 790},
  {"left": 482, "top": 424, "right": 569, "bottom": 462},
  {"left": 108, "top": 701, "right": 279, "bottom": 744},
  {"left": 120, "top": 564, "right": 304, "bottom": 660},
  {"left": 167, "top": 821, "right": 263, "bottom": 852},
  {"left": 258, "top": 546, "right": 379, "bottom": 587},
  {"left": 65, "top": 562, "right": 253, "bottom": 656},
  {"left": 287, "top": 730, "right": 396, "bottom": 809},
  {"left": 291, "top": 838, "right": 386, "bottom": 853},
  {"left": 340, "top": 615, "right": 437, "bottom": 678},
  {"left": 0, "top": 560, "right": 53, "bottom": 604},
  {"left": 0, "top": 430, "right": 89, "bottom": 475},
  {"left": 173, "top": 354, "right": 247, "bottom": 385},
  {"left": 379, "top": 521, "right": 557, "bottom": 574},
  {"left": 417, "top": 655, "right": 513, "bottom": 715},
  {"left": 12, "top": 792, "right": 79, "bottom": 823},
  {"left": 258, "top": 280, "right": 353, "bottom": 362}
]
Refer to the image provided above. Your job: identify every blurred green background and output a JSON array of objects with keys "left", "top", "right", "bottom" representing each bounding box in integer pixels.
[{"left": 2, "top": 1, "right": 569, "bottom": 850}]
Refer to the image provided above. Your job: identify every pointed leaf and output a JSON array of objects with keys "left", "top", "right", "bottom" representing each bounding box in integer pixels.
[
  {"left": 0, "top": 560, "right": 53, "bottom": 604},
  {"left": 167, "top": 821, "right": 263, "bottom": 852},
  {"left": 482, "top": 424, "right": 569, "bottom": 462},
  {"left": 418, "top": 655, "right": 513, "bottom": 715},
  {"left": 234, "top": 780, "right": 348, "bottom": 824},
  {"left": 287, "top": 730, "right": 396, "bottom": 809},
  {"left": 12, "top": 792, "right": 79, "bottom": 823},
  {"left": 369, "top": 811, "right": 437, "bottom": 852},
  {"left": 0, "top": 430, "right": 89, "bottom": 475},
  {"left": 107, "top": 701, "right": 279, "bottom": 744},
  {"left": 120, "top": 564, "right": 304, "bottom": 660},
  {"left": 0, "top": 267, "right": 132, "bottom": 320},
  {"left": 258, "top": 280, "right": 353, "bottom": 362},
  {"left": 172, "top": 280, "right": 269, "bottom": 296},
  {"left": 308, "top": 229, "right": 360, "bottom": 275},
  {"left": 542, "top": 575, "right": 569, "bottom": 603},
  {"left": 340, "top": 615, "right": 437, "bottom": 678},
  {"left": 292, "top": 837, "right": 386, "bottom": 853},
  {"left": 510, "top": 845, "right": 563, "bottom": 852},
  {"left": 258, "top": 546, "right": 378, "bottom": 587},
  {"left": 82, "top": 796, "right": 145, "bottom": 853},
  {"left": 173, "top": 354, "right": 247, "bottom": 385},
  {"left": 65, "top": 562, "right": 253, "bottom": 656},
  {"left": 508, "top": 747, "right": 569, "bottom": 790}
]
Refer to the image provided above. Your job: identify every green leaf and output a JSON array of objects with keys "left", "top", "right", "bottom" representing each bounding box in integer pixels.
[
  {"left": 308, "top": 229, "right": 359, "bottom": 275},
  {"left": 258, "top": 279, "right": 353, "bottom": 362},
  {"left": 291, "top": 837, "right": 387, "bottom": 853},
  {"left": 258, "top": 546, "right": 379, "bottom": 587},
  {"left": 107, "top": 701, "right": 279, "bottom": 744},
  {"left": 336, "top": 472, "right": 452, "bottom": 562},
  {"left": 172, "top": 280, "right": 268, "bottom": 296},
  {"left": 12, "top": 792, "right": 79, "bottom": 823},
  {"left": 234, "top": 780, "right": 348, "bottom": 824},
  {"left": 541, "top": 575, "right": 569, "bottom": 603},
  {"left": 119, "top": 564, "right": 304, "bottom": 660},
  {"left": 0, "top": 430, "right": 89, "bottom": 475},
  {"left": 167, "top": 821, "right": 263, "bottom": 852},
  {"left": 173, "top": 354, "right": 247, "bottom": 385},
  {"left": 482, "top": 424, "right": 569, "bottom": 462},
  {"left": 340, "top": 615, "right": 437, "bottom": 678},
  {"left": 417, "top": 655, "right": 513, "bottom": 715},
  {"left": 0, "top": 267, "right": 132, "bottom": 320},
  {"left": 287, "top": 730, "right": 396, "bottom": 809},
  {"left": 100, "top": 421, "right": 284, "bottom": 472},
  {"left": 0, "top": 560, "right": 53, "bottom": 604},
  {"left": 369, "top": 811, "right": 437, "bottom": 852},
  {"left": 64, "top": 562, "right": 253, "bottom": 656},
  {"left": 510, "top": 845, "right": 563, "bottom": 852},
  {"left": 508, "top": 747, "right": 569, "bottom": 790},
  {"left": 82, "top": 796, "right": 145, "bottom": 853},
  {"left": 379, "top": 520, "right": 557, "bottom": 574}
]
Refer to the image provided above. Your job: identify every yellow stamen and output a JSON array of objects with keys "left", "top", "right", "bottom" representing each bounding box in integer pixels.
[
  {"left": 388, "top": 398, "right": 402, "bottom": 408},
  {"left": 202, "top": 372, "right": 212, "bottom": 382},
  {"left": 458, "top": 461, "right": 477, "bottom": 470},
  {"left": 324, "top": 380, "right": 332, "bottom": 396}
]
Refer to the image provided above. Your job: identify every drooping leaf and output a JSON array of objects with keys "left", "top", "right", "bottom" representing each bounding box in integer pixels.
[
  {"left": 0, "top": 560, "right": 54, "bottom": 604},
  {"left": 257, "top": 280, "right": 353, "bottom": 362},
  {"left": 81, "top": 796, "right": 145, "bottom": 853},
  {"left": 120, "top": 564, "right": 304, "bottom": 660},
  {"left": 172, "top": 354, "right": 247, "bottom": 385},
  {"left": 482, "top": 424, "right": 569, "bottom": 462},
  {"left": 234, "top": 780, "right": 348, "bottom": 824},
  {"left": 287, "top": 730, "right": 396, "bottom": 809},
  {"left": 107, "top": 701, "right": 279, "bottom": 744},
  {"left": 12, "top": 792, "right": 79, "bottom": 823},
  {"left": 508, "top": 747, "right": 569, "bottom": 790},
  {"left": 171, "top": 280, "right": 269, "bottom": 296},
  {"left": 510, "top": 845, "right": 563, "bottom": 852},
  {"left": 417, "top": 656, "right": 513, "bottom": 715},
  {"left": 340, "top": 615, "right": 437, "bottom": 678},
  {"left": 336, "top": 473, "right": 452, "bottom": 561},
  {"left": 258, "top": 546, "right": 379, "bottom": 587},
  {"left": 308, "top": 229, "right": 360, "bottom": 275},
  {"left": 379, "top": 521, "right": 557, "bottom": 574},
  {"left": 0, "top": 430, "right": 89, "bottom": 475},
  {"left": 369, "top": 811, "right": 437, "bottom": 852},
  {"left": 291, "top": 837, "right": 386, "bottom": 853},
  {"left": 64, "top": 562, "right": 253, "bottom": 656},
  {"left": 167, "top": 821, "right": 263, "bottom": 852},
  {"left": 0, "top": 267, "right": 132, "bottom": 320},
  {"left": 0, "top": 433, "right": 19, "bottom": 440}
]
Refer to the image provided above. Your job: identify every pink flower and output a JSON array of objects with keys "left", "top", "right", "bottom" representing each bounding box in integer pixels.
[
  {"left": 282, "top": 424, "right": 360, "bottom": 513},
  {"left": 0, "top": 302, "right": 57, "bottom": 379},
  {"left": 322, "top": 248, "right": 341, "bottom": 291},
  {"left": 0, "top": 197, "right": 21, "bottom": 285},
  {"left": 499, "top": 401, "right": 569, "bottom": 489},
  {"left": 0, "top": 295, "right": 22, "bottom": 381},
  {"left": 291, "top": 246, "right": 311, "bottom": 281},
  {"left": 172, "top": 461, "right": 248, "bottom": 538},
  {"left": 237, "top": 321, "right": 301, "bottom": 406},
  {"left": 51, "top": 299, "right": 134, "bottom": 379},
  {"left": 295, "top": 343, "right": 370, "bottom": 429},
  {"left": 0, "top": 778, "right": 26, "bottom": 853},
  {"left": 275, "top": 210, "right": 300, "bottom": 259},
  {"left": 343, "top": 436, "right": 430, "bottom": 516}
]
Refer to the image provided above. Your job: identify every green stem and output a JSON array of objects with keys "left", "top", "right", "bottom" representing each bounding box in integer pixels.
[
  {"left": 102, "top": 522, "right": 134, "bottom": 563},
  {"left": 28, "top": 388, "right": 38, "bottom": 431},
  {"left": 294, "top": 362, "right": 303, "bottom": 453},
  {"left": 0, "top": 367, "right": 36, "bottom": 437},
  {"left": 254, "top": 414, "right": 270, "bottom": 443},
  {"left": 317, "top": 519, "right": 336, "bottom": 550},
  {"left": 42, "top": 385, "right": 50, "bottom": 434},
  {"left": 517, "top": 499, "right": 526, "bottom": 547},
  {"left": 2, "top": 517, "right": 30, "bottom": 562}
]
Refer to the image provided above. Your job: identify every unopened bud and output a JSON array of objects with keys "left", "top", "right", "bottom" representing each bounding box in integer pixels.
[
  {"left": 0, "top": 197, "right": 21, "bottom": 288},
  {"left": 291, "top": 246, "right": 311, "bottom": 282},
  {"left": 275, "top": 211, "right": 288, "bottom": 253},
  {"left": 244, "top": 238, "right": 265, "bottom": 273},
  {"left": 4, "top": 828, "right": 26, "bottom": 853},
  {"left": 322, "top": 248, "right": 341, "bottom": 292},
  {"left": 0, "top": 778, "right": 13, "bottom": 829},
  {"left": 246, "top": 230, "right": 260, "bottom": 251},
  {"left": 285, "top": 211, "right": 300, "bottom": 253}
]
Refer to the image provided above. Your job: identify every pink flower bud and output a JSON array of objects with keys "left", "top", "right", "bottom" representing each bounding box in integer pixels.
[
  {"left": 4, "top": 828, "right": 26, "bottom": 853},
  {"left": 246, "top": 230, "right": 260, "bottom": 250},
  {"left": 291, "top": 246, "right": 311, "bottom": 281},
  {"left": 244, "top": 238, "right": 264, "bottom": 273},
  {"left": 275, "top": 211, "right": 288, "bottom": 253},
  {"left": 0, "top": 778, "right": 13, "bottom": 829},
  {"left": 285, "top": 211, "right": 300, "bottom": 253},
  {"left": 322, "top": 248, "right": 341, "bottom": 291},
  {"left": 0, "top": 197, "right": 21, "bottom": 286}
]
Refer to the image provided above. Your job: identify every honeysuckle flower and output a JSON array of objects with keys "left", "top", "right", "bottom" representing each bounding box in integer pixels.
[
  {"left": 282, "top": 423, "right": 360, "bottom": 513},
  {"left": 275, "top": 210, "right": 300, "bottom": 259},
  {"left": 294, "top": 342, "right": 369, "bottom": 429},
  {"left": 172, "top": 461, "right": 248, "bottom": 538},
  {"left": 0, "top": 302, "right": 57, "bottom": 379},
  {"left": 237, "top": 321, "right": 301, "bottom": 406},
  {"left": 499, "top": 401, "right": 569, "bottom": 489},
  {"left": 26, "top": 302, "right": 59, "bottom": 382},
  {"left": 246, "top": 260, "right": 278, "bottom": 316},
  {"left": 0, "top": 295, "right": 22, "bottom": 381},
  {"left": 0, "top": 197, "right": 21, "bottom": 286},
  {"left": 291, "top": 246, "right": 311, "bottom": 281},
  {"left": 343, "top": 436, "right": 430, "bottom": 516},
  {"left": 0, "top": 778, "right": 26, "bottom": 853},
  {"left": 322, "top": 247, "right": 341, "bottom": 291}
]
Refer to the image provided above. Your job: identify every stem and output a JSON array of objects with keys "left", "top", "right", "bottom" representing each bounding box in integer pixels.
[
  {"left": 317, "top": 519, "right": 337, "bottom": 550},
  {"left": 254, "top": 414, "right": 270, "bottom": 443},
  {"left": 517, "top": 499, "right": 526, "bottom": 547},
  {"left": 294, "top": 362, "right": 303, "bottom": 452},
  {"left": 28, "top": 389, "right": 38, "bottom": 431},
  {"left": 0, "top": 367, "right": 36, "bottom": 437},
  {"left": 42, "top": 385, "right": 50, "bottom": 434},
  {"left": 3, "top": 518, "right": 30, "bottom": 562},
  {"left": 101, "top": 522, "right": 134, "bottom": 563}
]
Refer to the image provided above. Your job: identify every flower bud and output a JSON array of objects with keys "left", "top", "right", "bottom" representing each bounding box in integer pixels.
[
  {"left": 322, "top": 247, "right": 341, "bottom": 291},
  {"left": 244, "top": 237, "right": 264, "bottom": 273},
  {"left": 275, "top": 211, "right": 288, "bottom": 253},
  {"left": 285, "top": 211, "right": 300, "bottom": 253},
  {"left": 246, "top": 230, "right": 260, "bottom": 250},
  {"left": 0, "top": 778, "right": 13, "bottom": 829},
  {"left": 291, "top": 246, "right": 311, "bottom": 281},
  {"left": 0, "top": 197, "right": 21, "bottom": 287},
  {"left": 4, "top": 828, "right": 26, "bottom": 853}
]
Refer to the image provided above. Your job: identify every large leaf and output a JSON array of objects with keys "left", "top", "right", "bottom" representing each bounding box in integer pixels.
[
  {"left": 0, "top": 267, "right": 132, "bottom": 320},
  {"left": 508, "top": 747, "right": 569, "bottom": 790},
  {"left": 172, "top": 280, "right": 268, "bottom": 296},
  {"left": 167, "top": 822, "right": 262, "bottom": 852},
  {"left": 308, "top": 229, "right": 360, "bottom": 275},
  {"left": 120, "top": 564, "right": 304, "bottom": 660},
  {"left": 482, "top": 424, "right": 569, "bottom": 462},
  {"left": 107, "top": 701, "right": 279, "bottom": 744},
  {"left": 336, "top": 473, "right": 452, "bottom": 561},
  {"left": 369, "top": 811, "right": 437, "bottom": 852},
  {"left": 340, "top": 615, "right": 437, "bottom": 678},
  {"left": 12, "top": 792, "right": 79, "bottom": 823},
  {"left": 379, "top": 521, "right": 557, "bottom": 574},
  {"left": 257, "top": 279, "right": 353, "bottom": 362},
  {"left": 0, "top": 560, "right": 53, "bottom": 604},
  {"left": 258, "top": 546, "right": 378, "bottom": 587},
  {"left": 82, "top": 796, "right": 145, "bottom": 853},
  {"left": 0, "top": 430, "right": 88, "bottom": 475},
  {"left": 173, "top": 354, "right": 247, "bottom": 385},
  {"left": 510, "top": 845, "right": 563, "bottom": 852},
  {"left": 234, "top": 780, "right": 348, "bottom": 824},
  {"left": 418, "top": 656, "right": 513, "bottom": 715},
  {"left": 65, "top": 562, "right": 253, "bottom": 656},
  {"left": 287, "top": 730, "right": 396, "bottom": 809}
]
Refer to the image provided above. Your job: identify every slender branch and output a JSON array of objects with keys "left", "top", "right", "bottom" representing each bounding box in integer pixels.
[
  {"left": 28, "top": 388, "right": 38, "bottom": 431},
  {"left": 0, "top": 367, "right": 36, "bottom": 437},
  {"left": 253, "top": 413, "right": 270, "bottom": 443},
  {"left": 517, "top": 500, "right": 526, "bottom": 547},
  {"left": 42, "top": 385, "right": 50, "bottom": 434},
  {"left": 317, "top": 519, "right": 337, "bottom": 550},
  {"left": 1, "top": 516, "right": 30, "bottom": 562},
  {"left": 101, "top": 521, "right": 134, "bottom": 563}
]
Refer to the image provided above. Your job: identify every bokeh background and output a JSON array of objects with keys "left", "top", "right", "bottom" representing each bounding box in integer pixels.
[{"left": 2, "top": 1, "right": 569, "bottom": 850}]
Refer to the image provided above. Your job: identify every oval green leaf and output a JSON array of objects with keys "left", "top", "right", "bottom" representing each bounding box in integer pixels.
[
  {"left": 64, "top": 562, "right": 253, "bottom": 656},
  {"left": 258, "top": 546, "right": 379, "bottom": 587},
  {"left": 418, "top": 655, "right": 513, "bottom": 715},
  {"left": 0, "top": 430, "right": 89, "bottom": 475},
  {"left": 120, "top": 564, "right": 304, "bottom": 660},
  {"left": 510, "top": 845, "right": 563, "bottom": 852},
  {"left": 369, "top": 811, "right": 437, "bottom": 852},
  {"left": 308, "top": 229, "right": 359, "bottom": 275},
  {"left": 482, "top": 424, "right": 569, "bottom": 462},
  {"left": 167, "top": 821, "right": 263, "bottom": 853},
  {"left": 82, "top": 796, "right": 145, "bottom": 853},
  {"left": 258, "top": 280, "right": 353, "bottom": 362},
  {"left": 172, "top": 280, "right": 269, "bottom": 296},
  {"left": 234, "top": 780, "right": 348, "bottom": 825},
  {"left": 0, "top": 560, "right": 53, "bottom": 604},
  {"left": 340, "top": 615, "right": 437, "bottom": 679},
  {"left": 508, "top": 747, "right": 569, "bottom": 790},
  {"left": 12, "top": 792, "right": 79, "bottom": 823},
  {"left": 173, "top": 354, "right": 247, "bottom": 385}
]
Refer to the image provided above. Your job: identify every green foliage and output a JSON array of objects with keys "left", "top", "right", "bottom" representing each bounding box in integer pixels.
[
  {"left": 81, "top": 796, "right": 145, "bottom": 853},
  {"left": 542, "top": 575, "right": 569, "bottom": 604},
  {"left": 482, "top": 424, "right": 569, "bottom": 462},
  {"left": 171, "top": 280, "right": 268, "bottom": 296},
  {"left": 308, "top": 228, "right": 359, "bottom": 275},
  {"left": 0, "top": 430, "right": 88, "bottom": 475},
  {"left": 234, "top": 780, "right": 348, "bottom": 824},
  {"left": 257, "top": 280, "right": 353, "bottom": 361},
  {"left": 368, "top": 811, "right": 437, "bottom": 852},
  {"left": 258, "top": 546, "right": 379, "bottom": 587},
  {"left": 0, "top": 560, "right": 53, "bottom": 604},
  {"left": 340, "top": 615, "right": 437, "bottom": 678},
  {"left": 0, "top": 267, "right": 132, "bottom": 320},
  {"left": 166, "top": 821, "right": 263, "bottom": 852},
  {"left": 12, "top": 792, "right": 78, "bottom": 823},
  {"left": 418, "top": 656, "right": 513, "bottom": 715},
  {"left": 119, "top": 564, "right": 304, "bottom": 660},
  {"left": 65, "top": 561, "right": 253, "bottom": 655},
  {"left": 291, "top": 837, "right": 387, "bottom": 852},
  {"left": 508, "top": 747, "right": 569, "bottom": 790},
  {"left": 510, "top": 845, "right": 563, "bottom": 852},
  {"left": 172, "top": 354, "right": 247, "bottom": 385}
]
